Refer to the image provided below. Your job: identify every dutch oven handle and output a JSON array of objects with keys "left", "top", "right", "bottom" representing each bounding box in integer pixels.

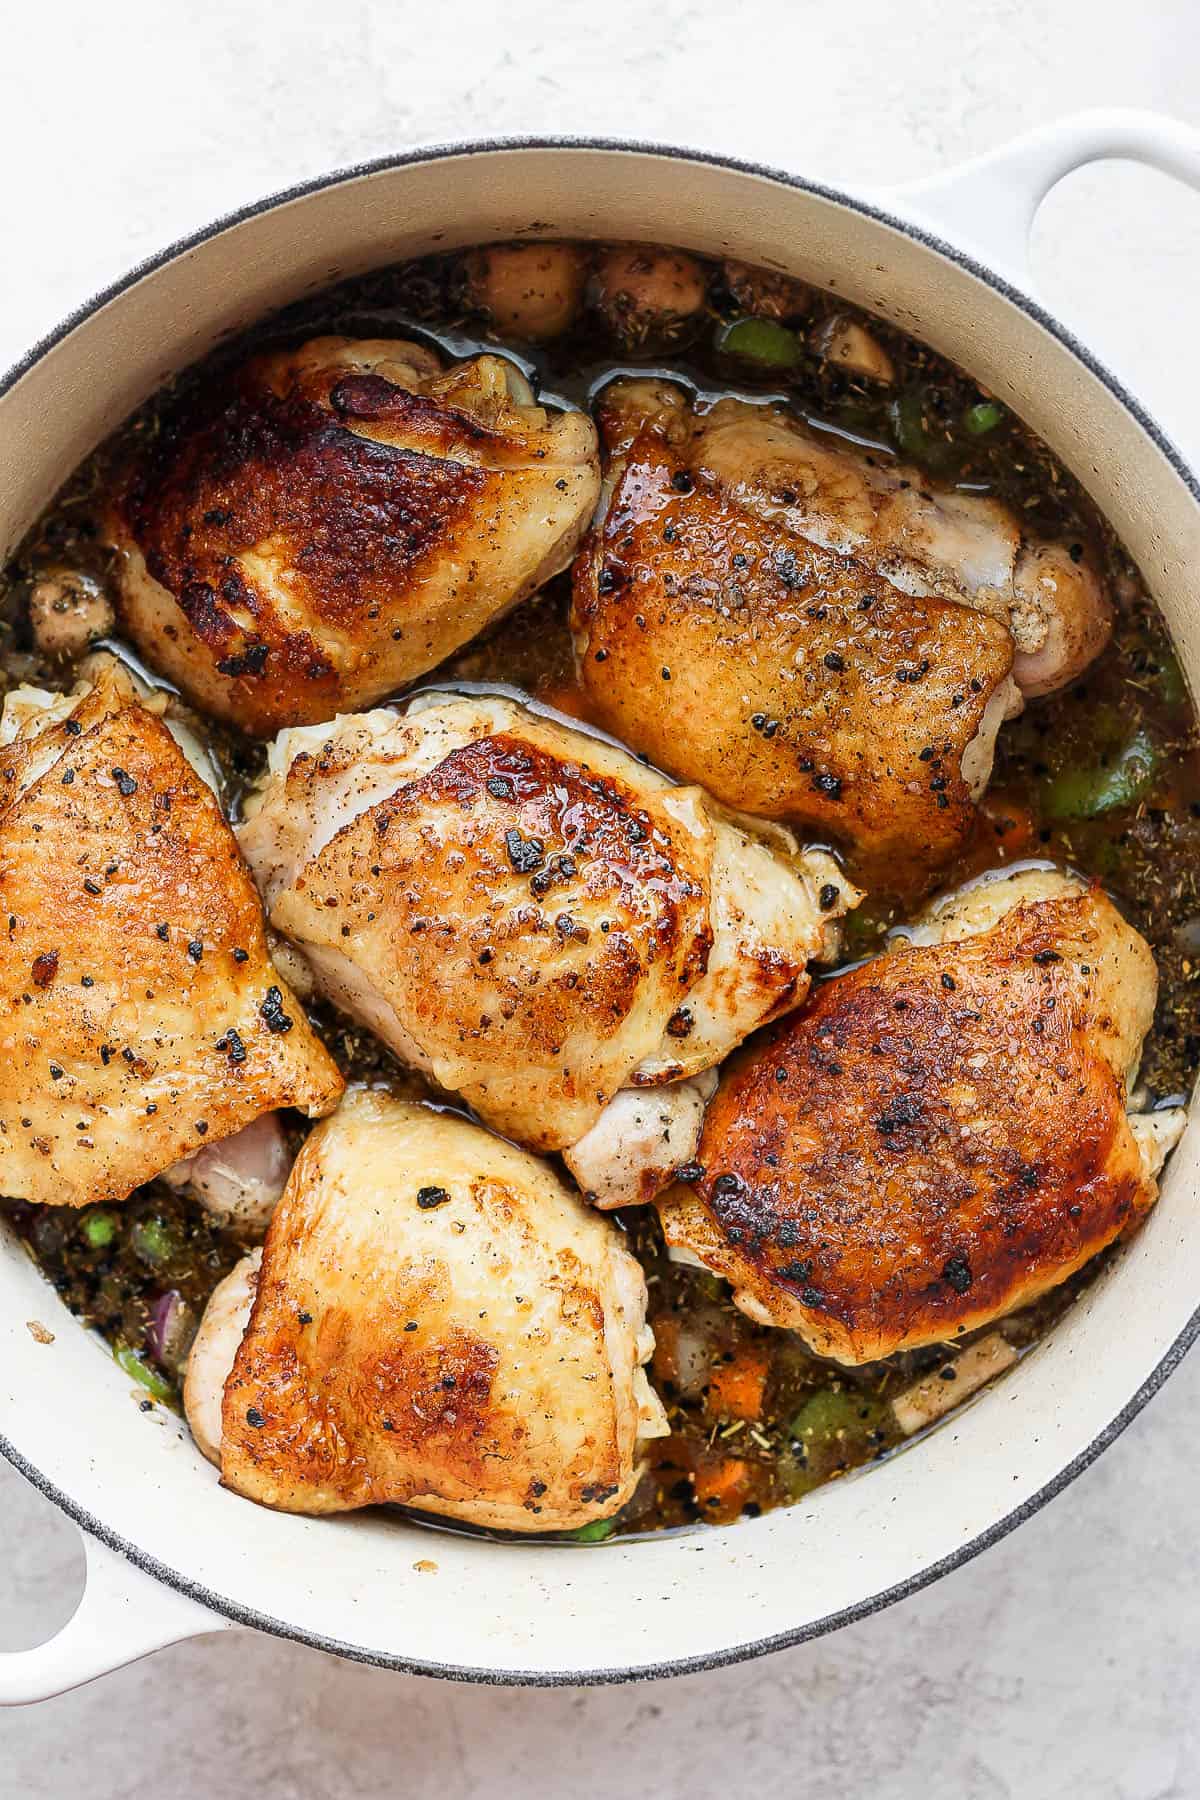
[
  {"left": 0, "top": 1527, "right": 230, "bottom": 1705},
  {"left": 883, "top": 106, "right": 1200, "bottom": 291},
  {"left": 6, "top": 108, "right": 1200, "bottom": 1705}
]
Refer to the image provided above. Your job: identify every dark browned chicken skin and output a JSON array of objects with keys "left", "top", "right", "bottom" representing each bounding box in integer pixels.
[
  {"left": 0, "top": 666, "right": 343, "bottom": 1207},
  {"left": 657, "top": 870, "right": 1182, "bottom": 1363},
  {"left": 572, "top": 380, "right": 1019, "bottom": 872},
  {"left": 106, "top": 338, "right": 599, "bottom": 735}
]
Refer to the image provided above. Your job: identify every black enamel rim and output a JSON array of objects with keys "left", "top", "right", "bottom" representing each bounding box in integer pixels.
[{"left": 2, "top": 134, "right": 1198, "bottom": 1690}]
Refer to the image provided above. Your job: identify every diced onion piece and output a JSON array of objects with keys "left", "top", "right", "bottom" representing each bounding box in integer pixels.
[{"left": 891, "top": 1332, "right": 1017, "bottom": 1437}]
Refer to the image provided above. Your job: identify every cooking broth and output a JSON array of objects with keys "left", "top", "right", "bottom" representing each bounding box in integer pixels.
[{"left": 3, "top": 241, "right": 1196, "bottom": 1539}]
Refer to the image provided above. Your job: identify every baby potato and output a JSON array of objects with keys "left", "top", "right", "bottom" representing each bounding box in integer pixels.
[
  {"left": 28, "top": 567, "right": 114, "bottom": 660},
  {"left": 721, "top": 258, "right": 811, "bottom": 322},
  {"left": 462, "top": 241, "right": 588, "bottom": 340},
  {"left": 590, "top": 245, "right": 707, "bottom": 348}
]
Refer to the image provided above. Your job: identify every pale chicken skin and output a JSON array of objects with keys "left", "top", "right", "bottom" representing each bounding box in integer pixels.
[
  {"left": 0, "top": 667, "right": 342, "bottom": 1208},
  {"left": 239, "top": 694, "right": 853, "bottom": 1173},
  {"left": 106, "top": 337, "right": 600, "bottom": 735},
  {"left": 184, "top": 1246, "right": 262, "bottom": 1465},
  {"left": 195, "top": 1090, "right": 668, "bottom": 1529},
  {"left": 565, "top": 1070, "right": 717, "bottom": 1211},
  {"left": 572, "top": 382, "right": 1113, "bottom": 870},
  {"left": 163, "top": 1111, "right": 294, "bottom": 1233},
  {"left": 658, "top": 869, "right": 1185, "bottom": 1363}
]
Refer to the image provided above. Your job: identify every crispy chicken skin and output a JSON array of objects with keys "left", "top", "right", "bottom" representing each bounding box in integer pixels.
[
  {"left": 106, "top": 337, "right": 599, "bottom": 735},
  {"left": 658, "top": 869, "right": 1184, "bottom": 1363},
  {"left": 239, "top": 694, "right": 853, "bottom": 1164},
  {"left": 208, "top": 1090, "right": 667, "bottom": 1528},
  {"left": 573, "top": 382, "right": 1114, "bottom": 867},
  {"left": 572, "top": 379, "right": 1020, "bottom": 869},
  {"left": 0, "top": 668, "right": 342, "bottom": 1207},
  {"left": 595, "top": 382, "right": 1111, "bottom": 689}
]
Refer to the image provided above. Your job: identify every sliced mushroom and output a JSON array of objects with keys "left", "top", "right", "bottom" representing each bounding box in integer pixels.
[{"left": 812, "top": 316, "right": 895, "bottom": 385}]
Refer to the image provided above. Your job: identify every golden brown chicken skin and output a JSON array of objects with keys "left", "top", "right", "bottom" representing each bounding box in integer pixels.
[
  {"left": 658, "top": 871, "right": 1180, "bottom": 1363},
  {"left": 572, "top": 381, "right": 1017, "bottom": 872},
  {"left": 589, "top": 381, "right": 1111, "bottom": 694},
  {"left": 241, "top": 695, "right": 851, "bottom": 1160},
  {"left": 107, "top": 337, "right": 599, "bottom": 735},
  {"left": 213, "top": 1090, "right": 667, "bottom": 1528},
  {"left": 0, "top": 668, "right": 342, "bottom": 1207}
]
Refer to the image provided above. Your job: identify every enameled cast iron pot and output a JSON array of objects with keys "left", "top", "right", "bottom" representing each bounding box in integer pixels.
[{"left": 2, "top": 110, "right": 1200, "bottom": 1700}]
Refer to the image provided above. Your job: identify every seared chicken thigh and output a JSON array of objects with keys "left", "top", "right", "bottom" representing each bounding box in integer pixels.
[
  {"left": 658, "top": 868, "right": 1184, "bottom": 1362},
  {"left": 106, "top": 338, "right": 599, "bottom": 735},
  {"left": 593, "top": 381, "right": 1111, "bottom": 689},
  {"left": 239, "top": 694, "right": 853, "bottom": 1191},
  {"left": 187, "top": 1089, "right": 667, "bottom": 1529},
  {"left": 572, "top": 382, "right": 1112, "bottom": 868},
  {"left": 684, "top": 393, "right": 1111, "bottom": 692},
  {"left": 0, "top": 667, "right": 342, "bottom": 1208}
]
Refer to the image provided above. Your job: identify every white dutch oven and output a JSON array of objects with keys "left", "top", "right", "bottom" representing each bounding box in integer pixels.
[{"left": 2, "top": 110, "right": 1199, "bottom": 1701}]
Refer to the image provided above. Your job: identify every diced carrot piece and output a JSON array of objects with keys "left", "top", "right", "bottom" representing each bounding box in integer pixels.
[
  {"left": 980, "top": 793, "right": 1036, "bottom": 857},
  {"left": 692, "top": 1457, "right": 754, "bottom": 1523},
  {"left": 651, "top": 1315, "right": 681, "bottom": 1389},
  {"left": 705, "top": 1345, "right": 769, "bottom": 1422}
]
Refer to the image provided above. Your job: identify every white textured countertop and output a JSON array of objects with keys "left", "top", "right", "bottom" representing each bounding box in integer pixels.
[{"left": 3, "top": 2, "right": 1200, "bottom": 1792}]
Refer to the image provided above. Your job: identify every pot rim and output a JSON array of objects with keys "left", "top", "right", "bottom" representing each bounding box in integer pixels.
[{"left": 2, "top": 132, "right": 1198, "bottom": 1687}]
